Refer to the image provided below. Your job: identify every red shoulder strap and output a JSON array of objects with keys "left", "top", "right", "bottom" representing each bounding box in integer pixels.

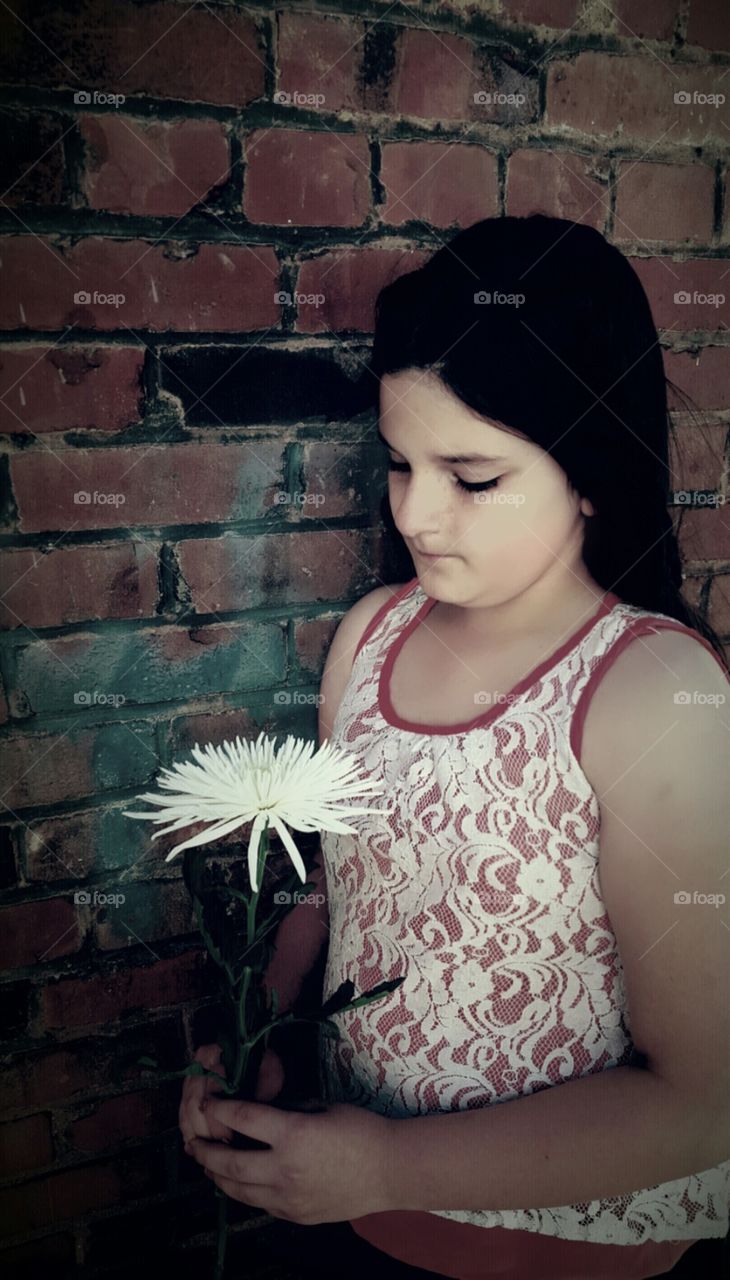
[
  {"left": 353, "top": 577, "right": 419, "bottom": 663},
  {"left": 571, "top": 616, "right": 730, "bottom": 765}
]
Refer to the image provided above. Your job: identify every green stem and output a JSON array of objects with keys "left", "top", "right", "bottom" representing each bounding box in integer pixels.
[{"left": 214, "top": 822, "right": 270, "bottom": 1279}]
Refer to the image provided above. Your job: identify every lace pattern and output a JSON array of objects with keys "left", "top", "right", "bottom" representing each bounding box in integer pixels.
[{"left": 318, "top": 581, "right": 730, "bottom": 1244}]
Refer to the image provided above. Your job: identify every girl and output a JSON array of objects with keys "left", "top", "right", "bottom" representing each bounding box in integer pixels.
[{"left": 181, "top": 215, "right": 730, "bottom": 1279}]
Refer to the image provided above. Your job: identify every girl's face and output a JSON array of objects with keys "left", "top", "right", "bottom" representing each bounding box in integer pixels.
[{"left": 380, "top": 370, "right": 596, "bottom": 610}]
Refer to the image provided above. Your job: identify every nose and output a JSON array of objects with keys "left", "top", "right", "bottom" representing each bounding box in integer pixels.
[{"left": 389, "top": 471, "right": 449, "bottom": 541}]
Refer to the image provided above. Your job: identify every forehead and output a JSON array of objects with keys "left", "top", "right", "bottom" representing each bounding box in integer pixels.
[{"left": 379, "top": 370, "right": 528, "bottom": 457}]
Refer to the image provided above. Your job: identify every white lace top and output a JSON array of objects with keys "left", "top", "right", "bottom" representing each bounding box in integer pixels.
[{"left": 318, "top": 578, "right": 730, "bottom": 1245}]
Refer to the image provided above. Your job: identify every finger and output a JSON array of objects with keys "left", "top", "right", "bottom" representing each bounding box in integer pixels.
[
  {"left": 204, "top": 1170, "right": 275, "bottom": 1211},
  {"left": 187, "top": 1134, "right": 278, "bottom": 1186},
  {"left": 205, "top": 1097, "right": 293, "bottom": 1147}
]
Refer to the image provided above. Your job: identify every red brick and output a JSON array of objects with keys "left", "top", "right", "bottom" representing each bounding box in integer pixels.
[
  {"left": 0, "top": 1018, "right": 182, "bottom": 1110},
  {"left": 500, "top": 0, "right": 580, "bottom": 27},
  {"left": 0, "top": 345, "right": 145, "bottom": 435},
  {"left": 0, "top": 542, "right": 159, "bottom": 630},
  {"left": 0, "top": 1149, "right": 162, "bottom": 1234},
  {"left": 80, "top": 115, "right": 230, "bottom": 217},
  {"left": 506, "top": 149, "right": 610, "bottom": 226},
  {"left": 394, "top": 29, "right": 478, "bottom": 121},
  {"left": 10, "top": 439, "right": 285, "bottom": 533},
  {"left": 610, "top": 0, "right": 679, "bottom": 41},
  {"left": 294, "top": 613, "right": 341, "bottom": 678},
  {"left": 0, "top": 237, "right": 280, "bottom": 332},
  {"left": 25, "top": 805, "right": 152, "bottom": 883},
  {"left": 0, "top": 1114, "right": 53, "bottom": 1176},
  {"left": 0, "top": 0, "right": 265, "bottom": 107},
  {"left": 664, "top": 347, "right": 730, "bottom": 409},
  {"left": 277, "top": 11, "right": 364, "bottom": 114},
  {"left": 295, "top": 246, "right": 431, "bottom": 334},
  {"left": 630, "top": 258, "right": 729, "bottom": 330},
  {"left": 3, "top": 111, "right": 65, "bottom": 207},
  {"left": 0, "top": 898, "right": 83, "bottom": 969},
  {"left": 244, "top": 128, "right": 371, "bottom": 227},
  {"left": 678, "top": 508, "right": 730, "bottom": 562},
  {"left": 0, "top": 1232, "right": 75, "bottom": 1270},
  {"left": 70, "top": 1084, "right": 178, "bottom": 1152},
  {"left": 39, "top": 950, "right": 207, "bottom": 1030},
  {"left": 614, "top": 162, "right": 714, "bottom": 245},
  {"left": 176, "top": 527, "right": 374, "bottom": 615},
  {"left": 0, "top": 722, "right": 157, "bottom": 810},
  {"left": 547, "top": 55, "right": 729, "bottom": 144},
  {"left": 94, "top": 880, "right": 195, "bottom": 951},
  {"left": 380, "top": 141, "right": 497, "bottom": 227},
  {"left": 686, "top": 0, "right": 730, "bottom": 52},
  {"left": 669, "top": 422, "right": 727, "bottom": 491},
  {"left": 707, "top": 574, "right": 730, "bottom": 635}
]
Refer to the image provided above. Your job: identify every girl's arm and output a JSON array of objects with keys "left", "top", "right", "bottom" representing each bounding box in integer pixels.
[{"left": 261, "top": 849, "right": 329, "bottom": 1015}]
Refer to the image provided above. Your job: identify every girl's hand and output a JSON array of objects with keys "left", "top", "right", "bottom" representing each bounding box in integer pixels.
[
  {"left": 179, "top": 1042, "right": 234, "bottom": 1146},
  {"left": 184, "top": 1097, "right": 394, "bottom": 1224}
]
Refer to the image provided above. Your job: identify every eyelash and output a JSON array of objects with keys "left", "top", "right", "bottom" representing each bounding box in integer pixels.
[{"left": 386, "top": 459, "right": 501, "bottom": 494}]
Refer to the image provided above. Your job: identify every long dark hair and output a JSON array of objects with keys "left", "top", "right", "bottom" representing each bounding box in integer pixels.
[{"left": 370, "top": 213, "right": 728, "bottom": 671}]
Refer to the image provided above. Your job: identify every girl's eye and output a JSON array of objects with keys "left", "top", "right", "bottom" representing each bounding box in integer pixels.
[{"left": 386, "top": 459, "right": 501, "bottom": 494}]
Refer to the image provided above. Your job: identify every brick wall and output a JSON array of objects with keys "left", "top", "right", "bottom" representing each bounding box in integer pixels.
[{"left": 0, "top": 0, "right": 728, "bottom": 1274}]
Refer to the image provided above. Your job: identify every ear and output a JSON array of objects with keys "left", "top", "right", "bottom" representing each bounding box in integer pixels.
[{"left": 580, "top": 496, "right": 595, "bottom": 517}]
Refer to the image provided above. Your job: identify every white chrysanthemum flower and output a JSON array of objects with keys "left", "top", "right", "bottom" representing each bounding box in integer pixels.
[{"left": 122, "top": 730, "right": 390, "bottom": 892}]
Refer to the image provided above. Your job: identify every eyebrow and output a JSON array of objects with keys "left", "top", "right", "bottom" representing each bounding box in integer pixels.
[{"left": 377, "top": 427, "right": 507, "bottom": 466}]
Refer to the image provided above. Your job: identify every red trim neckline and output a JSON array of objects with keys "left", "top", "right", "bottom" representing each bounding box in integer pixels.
[{"left": 378, "top": 583, "right": 622, "bottom": 736}]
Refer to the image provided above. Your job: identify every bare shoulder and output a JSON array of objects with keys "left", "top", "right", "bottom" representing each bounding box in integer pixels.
[
  {"left": 580, "top": 624, "right": 730, "bottom": 796},
  {"left": 317, "top": 582, "right": 409, "bottom": 745}
]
